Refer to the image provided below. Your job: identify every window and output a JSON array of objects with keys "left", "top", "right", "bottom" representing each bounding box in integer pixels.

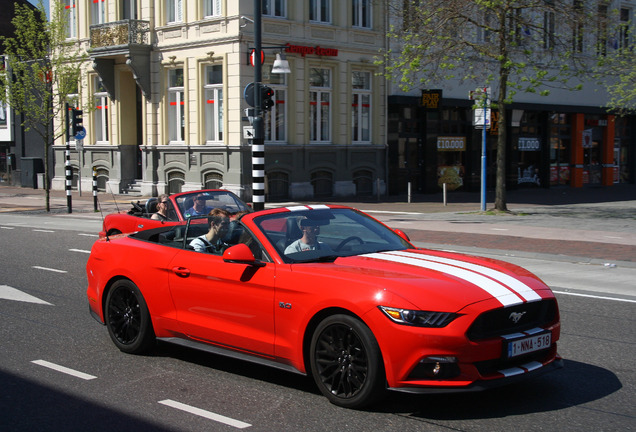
[
  {"left": 352, "top": 71, "right": 371, "bottom": 143},
  {"left": 402, "top": 0, "right": 421, "bottom": 31},
  {"left": 572, "top": 0, "right": 584, "bottom": 52},
  {"left": 543, "top": 2, "right": 555, "bottom": 50},
  {"left": 91, "top": 0, "right": 106, "bottom": 24},
  {"left": 263, "top": 0, "right": 285, "bottom": 17},
  {"left": 310, "top": 0, "right": 331, "bottom": 23},
  {"left": 63, "top": 0, "right": 77, "bottom": 39},
  {"left": 204, "top": 65, "right": 223, "bottom": 143},
  {"left": 264, "top": 70, "right": 286, "bottom": 142},
  {"left": 311, "top": 170, "right": 333, "bottom": 197},
  {"left": 166, "top": 0, "right": 183, "bottom": 23},
  {"left": 94, "top": 77, "right": 109, "bottom": 143},
  {"left": 618, "top": 7, "right": 631, "bottom": 51},
  {"left": 352, "top": 0, "right": 371, "bottom": 28},
  {"left": 168, "top": 171, "right": 185, "bottom": 193},
  {"left": 204, "top": 172, "right": 223, "bottom": 189},
  {"left": 168, "top": 69, "right": 185, "bottom": 143},
  {"left": 121, "top": 0, "right": 137, "bottom": 19},
  {"left": 267, "top": 171, "right": 289, "bottom": 200},
  {"left": 597, "top": 3, "right": 609, "bottom": 56},
  {"left": 204, "top": 0, "right": 220, "bottom": 17},
  {"left": 310, "top": 68, "right": 331, "bottom": 143},
  {"left": 353, "top": 169, "right": 373, "bottom": 195}
]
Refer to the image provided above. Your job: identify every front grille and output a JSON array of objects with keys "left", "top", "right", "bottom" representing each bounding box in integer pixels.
[
  {"left": 467, "top": 299, "right": 558, "bottom": 341},
  {"left": 474, "top": 345, "right": 557, "bottom": 376}
]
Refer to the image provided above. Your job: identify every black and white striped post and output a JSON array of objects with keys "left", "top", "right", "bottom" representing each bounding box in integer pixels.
[
  {"left": 251, "top": 0, "right": 265, "bottom": 211},
  {"left": 92, "top": 166, "right": 98, "bottom": 212},
  {"left": 65, "top": 103, "right": 73, "bottom": 213}
]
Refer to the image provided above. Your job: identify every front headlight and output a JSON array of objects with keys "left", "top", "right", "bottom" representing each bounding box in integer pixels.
[{"left": 379, "top": 306, "right": 459, "bottom": 327}]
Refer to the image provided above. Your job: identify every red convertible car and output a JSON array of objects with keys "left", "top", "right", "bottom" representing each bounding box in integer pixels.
[
  {"left": 87, "top": 205, "right": 562, "bottom": 408},
  {"left": 99, "top": 189, "right": 250, "bottom": 238}
]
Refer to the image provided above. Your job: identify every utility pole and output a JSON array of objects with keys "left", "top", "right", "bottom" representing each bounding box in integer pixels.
[{"left": 251, "top": 0, "right": 265, "bottom": 211}]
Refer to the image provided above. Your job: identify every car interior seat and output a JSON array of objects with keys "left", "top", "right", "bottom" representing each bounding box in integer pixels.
[
  {"left": 276, "top": 217, "right": 303, "bottom": 253},
  {"left": 145, "top": 197, "right": 158, "bottom": 215}
]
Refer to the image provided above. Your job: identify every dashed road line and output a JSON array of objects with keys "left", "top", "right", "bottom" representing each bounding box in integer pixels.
[
  {"left": 31, "top": 360, "right": 97, "bottom": 380},
  {"left": 553, "top": 290, "right": 636, "bottom": 304},
  {"left": 33, "top": 229, "right": 55, "bottom": 233},
  {"left": 159, "top": 399, "right": 251, "bottom": 429},
  {"left": 32, "top": 266, "right": 67, "bottom": 273},
  {"left": 69, "top": 248, "right": 91, "bottom": 254}
]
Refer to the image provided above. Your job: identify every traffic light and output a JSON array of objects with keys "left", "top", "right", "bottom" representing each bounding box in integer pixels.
[
  {"left": 71, "top": 108, "right": 84, "bottom": 136},
  {"left": 261, "top": 86, "right": 274, "bottom": 110}
]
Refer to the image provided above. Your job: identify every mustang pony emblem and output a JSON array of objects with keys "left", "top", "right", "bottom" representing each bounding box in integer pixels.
[{"left": 509, "top": 311, "right": 527, "bottom": 323}]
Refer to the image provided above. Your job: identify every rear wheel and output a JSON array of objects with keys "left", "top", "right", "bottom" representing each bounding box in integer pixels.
[
  {"left": 310, "top": 314, "right": 385, "bottom": 408},
  {"left": 105, "top": 280, "right": 155, "bottom": 354}
]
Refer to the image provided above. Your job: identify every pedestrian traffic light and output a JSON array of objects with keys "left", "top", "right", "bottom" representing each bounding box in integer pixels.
[
  {"left": 71, "top": 108, "right": 84, "bottom": 136},
  {"left": 261, "top": 86, "right": 274, "bottom": 110}
]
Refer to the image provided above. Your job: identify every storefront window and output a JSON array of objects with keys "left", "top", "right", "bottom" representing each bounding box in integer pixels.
[
  {"left": 517, "top": 111, "right": 542, "bottom": 187},
  {"left": 583, "top": 114, "right": 603, "bottom": 185},
  {"left": 549, "top": 113, "right": 570, "bottom": 186},
  {"left": 437, "top": 136, "right": 465, "bottom": 190},
  {"left": 615, "top": 117, "right": 631, "bottom": 183}
]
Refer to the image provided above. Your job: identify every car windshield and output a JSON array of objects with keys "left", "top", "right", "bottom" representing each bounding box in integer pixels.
[
  {"left": 176, "top": 191, "right": 250, "bottom": 218},
  {"left": 255, "top": 207, "right": 412, "bottom": 263}
]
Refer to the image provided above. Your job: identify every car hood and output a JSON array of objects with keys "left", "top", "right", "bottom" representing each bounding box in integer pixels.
[{"left": 294, "top": 249, "right": 552, "bottom": 311}]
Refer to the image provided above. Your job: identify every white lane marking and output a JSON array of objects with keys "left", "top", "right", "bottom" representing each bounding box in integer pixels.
[
  {"left": 395, "top": 251, "right": 542, "bottom": 302},
  {"left": 0, "top": 285, "right": 52, "bottom": 305},
  {"left": 1, "top": 226, "right": 16, "bottom": 229},
  {"left": 364, "top": 252, "right": 522, "bottom": 306},
  {"left": 78, "top": 233, "right": 98, "bottom": 237},
  {"left": 159, "top": 399, "right": 251, "bottom": 429},
  {"left": 33, "top": 229, "right": 55, "bottom": 233},
  {"left": 363, "top": 210, "right": 423, "bottom": 215},
  {"left": 69, "top": 248, "right": 91, "bottom": 254},
  {"left": 491, "top": 228, "right": 509, "bottom": 231},
  {"left": 31, "top": 360, "right": 97, "bottom": 380},
  {"left": 553, "top": 290, "right": 636, "bottom": 304},
  {"left": 32, "top": 266, "right": 67, "bottom": 273}
]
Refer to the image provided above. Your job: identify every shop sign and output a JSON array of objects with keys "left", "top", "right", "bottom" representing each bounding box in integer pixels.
[
  {"left": 582, "top": 129, "right": 594, "bottom": 148},
  {"left": 518, "top": 137, "right": 541, "bottom": 151},
  {"left": 285, "top": 44, "right": 338, "bottom": 57},
  {"left": 421, "top": 89, "right": 442, "bottom": 109},
  {"left": 437, "top": 136, "right": 466, "bottom": 151}
]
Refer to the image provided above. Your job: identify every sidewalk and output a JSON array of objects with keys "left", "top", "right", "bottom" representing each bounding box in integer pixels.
[{"left": 1, "top": 183, "right": 635, "bottom": 263}]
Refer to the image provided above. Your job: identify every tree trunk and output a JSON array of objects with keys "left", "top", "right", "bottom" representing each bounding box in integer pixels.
[{"left": 495, "top": 76, "right": 508, "bottom": 212}]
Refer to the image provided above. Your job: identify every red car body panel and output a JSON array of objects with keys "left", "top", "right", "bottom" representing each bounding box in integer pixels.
[{"left": 87, "top": 205, "right": 561, "bottom": 394}]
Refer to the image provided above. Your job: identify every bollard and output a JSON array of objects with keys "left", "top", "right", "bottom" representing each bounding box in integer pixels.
[
  {"left": 93, "top": 167, "right": 98, "bottom": 212},
  {"left": 443, "top": 183, "right": 447, "bottom": 206}
]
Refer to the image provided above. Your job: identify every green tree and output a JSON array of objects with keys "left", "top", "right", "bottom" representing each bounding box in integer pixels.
[
  {"left": 0, "top": 1, "right": 85, "bottom": 211},
  {"left": 382, "top": 0, "right": 589, "bottom": 211}
]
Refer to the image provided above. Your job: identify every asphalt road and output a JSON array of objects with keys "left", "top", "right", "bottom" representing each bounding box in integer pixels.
[{"left": 0, "top": 212, "right": 634, "bottom": 431}]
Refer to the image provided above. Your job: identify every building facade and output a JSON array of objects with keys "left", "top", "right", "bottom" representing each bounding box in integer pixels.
[
  {"left": 385, "top": 2, "right": 635, "bottom": 196},
  {"left": 52, "top": 0, "right": 388, "bottom": 201}
]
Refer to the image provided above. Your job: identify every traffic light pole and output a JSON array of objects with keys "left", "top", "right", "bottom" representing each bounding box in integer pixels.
[
  {"left": 251, "top": 0, "right": 265, "bottom": 211},
  {"left": 65, "top": 103, "right": 73, "bottom": 213}
]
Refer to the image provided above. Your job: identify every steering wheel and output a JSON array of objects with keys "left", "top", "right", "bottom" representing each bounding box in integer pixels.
[
  {"left": 132, "top": 201, "right": 144, "bottom": 212},
  {"left": 335, "top": 236, "right": 364, "bottom": 251}
]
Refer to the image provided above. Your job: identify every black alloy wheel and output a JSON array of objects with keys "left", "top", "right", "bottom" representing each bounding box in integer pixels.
[
  {"left": 310, "top": 314, "right": 385, "bottom": 408},
  {"left": 105, "top": 280, "right": 155, "bottom": 354}
]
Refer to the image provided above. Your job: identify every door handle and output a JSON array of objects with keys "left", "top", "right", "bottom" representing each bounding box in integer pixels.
[{"left": 172, "top": 266, "right": 191, "bottom": 278}]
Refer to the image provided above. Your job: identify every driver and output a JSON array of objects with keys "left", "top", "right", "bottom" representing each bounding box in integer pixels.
[
  {"left": 185, "top": 194, "right": 211, "bottom": 217},
  {"left": 285, "top": 217, "right": 333, "bottom": 254}
]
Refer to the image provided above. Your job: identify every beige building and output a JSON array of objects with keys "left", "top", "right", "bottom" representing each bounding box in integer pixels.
[{"left": 52, "top": 0, "right": 388, "bottom": 201}]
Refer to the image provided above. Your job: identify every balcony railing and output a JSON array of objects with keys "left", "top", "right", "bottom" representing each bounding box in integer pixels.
[{"left": 90, "top": 20, "right": 151, "bottom": 49}]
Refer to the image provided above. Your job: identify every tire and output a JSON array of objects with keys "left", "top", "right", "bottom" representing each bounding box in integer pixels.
[
  {"left": 105, "top": 280, "right": 155, "bottom": 354},
  {"left": 310, "top": 314, "right": 385, "bottom": 408}
]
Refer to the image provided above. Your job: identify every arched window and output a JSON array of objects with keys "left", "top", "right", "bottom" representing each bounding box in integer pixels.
[
  {"left": 204, "top": 172, "right": 223, "bottom": 189},
  {"left": 267, "top": 171, "right": 289, "bottom": 201},
  {"left": 353, "top": 169, "right": 374, "bottom": 196},
  {"left": 311, "top": 170, "right": 333, "bottom": 198},
  {"left": 95, "top": 168, "right": 109, "bottom": 191},
  {"left": 168, "top": 171, "right": 185, "bottom": 194}
]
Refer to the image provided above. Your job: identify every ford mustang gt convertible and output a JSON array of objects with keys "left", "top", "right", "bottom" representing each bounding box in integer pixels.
[
  {"left": 87, "top": 205, "right": 562, "bottom": 408},
  {"left": 99, "top": 189, "right": 250, "bottom": 238}
]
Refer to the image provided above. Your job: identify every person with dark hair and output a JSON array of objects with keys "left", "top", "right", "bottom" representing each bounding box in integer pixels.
[
  {"left": 189, "top": 208, "right": 231, "bottom": 254},
  {"left": 284, "top": 217, "right": 333, "bottom": 254},
  {"left": 151, "top": 194, "right": 171, "bottom": 221}
]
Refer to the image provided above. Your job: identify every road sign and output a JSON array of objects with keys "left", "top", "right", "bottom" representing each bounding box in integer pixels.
[
  {"left": 250, "top": 50, "right": 265, "bottom": 66},
  {"left": 243, "top": 126, "right": 255, "bottom": 139},
  {"left": 74, "top": 127, "right": 86, "bottom": 140}
]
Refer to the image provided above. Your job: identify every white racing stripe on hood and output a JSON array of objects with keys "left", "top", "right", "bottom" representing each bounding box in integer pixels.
[
  {"left": 364, "top": 252, "right": 524, "bottom": 307},
  {"left": 393, "top": 251, "right": 542, "bottom": 303}
]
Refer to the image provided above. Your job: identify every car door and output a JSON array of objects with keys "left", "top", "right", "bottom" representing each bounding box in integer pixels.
[{"left": 167, "top": 243, "right": 276, "bottom": 356}]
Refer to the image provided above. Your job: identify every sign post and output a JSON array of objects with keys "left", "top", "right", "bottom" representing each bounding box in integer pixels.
[{"left": 470, "top": 88, "right": 490, "bottom": 212}]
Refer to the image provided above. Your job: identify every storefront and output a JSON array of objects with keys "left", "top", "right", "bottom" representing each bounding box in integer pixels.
[{"left": 387, "top": 96, "right": 635, "bottom": 195}]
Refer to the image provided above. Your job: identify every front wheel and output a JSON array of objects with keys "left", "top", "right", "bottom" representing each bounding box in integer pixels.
[
  {"left": 310, "top": 314, "right": 385, "bottom": 408},
  {"left": 105, "top": 280, "right": 155, "bottom": 354}
]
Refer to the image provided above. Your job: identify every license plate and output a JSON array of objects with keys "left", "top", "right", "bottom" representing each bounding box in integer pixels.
[{"left": 507, "top": 332, "right": 551, "bottom": 358}]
